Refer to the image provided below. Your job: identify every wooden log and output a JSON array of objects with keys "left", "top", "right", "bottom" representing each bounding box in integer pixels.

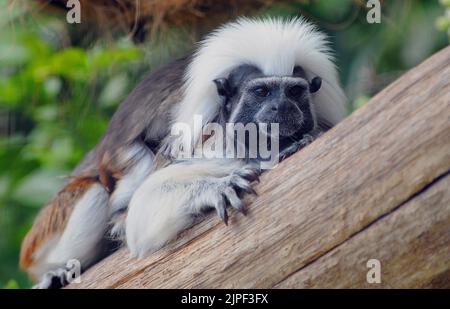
[
  {"left": 275, "top": 173, "right": 450, "bottom": 288},
  {"left": 68, "top": 46, "right": 450, "bottom": 289}
]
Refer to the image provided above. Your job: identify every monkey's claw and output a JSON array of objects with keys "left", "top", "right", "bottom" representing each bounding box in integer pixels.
[
  {"left": 278, "top": 133, "right": 315, "bottom": 161},
  {"left": 211, "top": 164, "right": 260, "bottom": 224},
  {"left": 215, "top": 197, "right": 229, "bottom": 225},
  {"left": 159, "top": 136, "right": 184, "bottom": 160},
  {"left": 233, "top": 164, "right": 261, "bottom": 183},
  {"left": 33, "top": 268, "right": 68, "bottom": 289}
]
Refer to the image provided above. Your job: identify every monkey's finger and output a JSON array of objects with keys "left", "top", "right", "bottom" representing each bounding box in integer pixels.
[
  {"left": 35, "top": 268, "right": 67, "bottom": 289},
  {"left": 223, "top": 187, "right": 245, "bottom": 215},
  {"left": 235, "top": 166, "right": 261, "bottom": 183},
  {"left": 240, "top": 185, "right": 257, "bottom": 196},
  {"left": 215, "top": 197, "right": 228, "bottom": 226},
  {"left": 279, "top": 153, "right": 287, "bottom": 162},
  {"left": 230, "top": 176, "right": 257, "bottom": 196}
]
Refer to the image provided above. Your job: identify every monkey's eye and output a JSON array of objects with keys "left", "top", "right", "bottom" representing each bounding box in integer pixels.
[
  {"left": 253, "top": 86, "right": 270, "bottom": 97},
  {"left": 287, "top": 85, "right": 307, "bottom": 98}
]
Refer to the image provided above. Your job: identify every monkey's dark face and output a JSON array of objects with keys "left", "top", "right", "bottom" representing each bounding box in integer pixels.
[
  {"left": 214, "top": 65, "right": 321, "bottom": 138},
  {"left": 232, "top": 76, "right": 315, "bottom": 137}
]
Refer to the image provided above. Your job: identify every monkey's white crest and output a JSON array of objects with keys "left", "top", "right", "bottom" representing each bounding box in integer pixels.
[{"left": 171, "top": 17, "right": 347, "bottom": 156}]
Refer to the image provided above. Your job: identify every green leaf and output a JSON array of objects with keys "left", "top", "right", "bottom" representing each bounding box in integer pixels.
[
  {"left": 12, "top": 168, "right": 67, "bottom": 207},
  {"left": 4, "top": 279, "right": 20, "bottom": 289},
  {"left": 51, "top": 48, "right": 89, "bottom": 80},
  {"left": 0, "top": 78, "right": 23, "bottom": 106},
  {"left": 43, "top": 77, "right": 62, "bottom": 97},
  {"left": 353, "top": 95, "right": 370, "bottom": 110},
  {"left": 99, "top": 73, "right": 129, "bottom": 107},
  {"left": 90, "top": 48, "right": 143, "bottom": 70},
  {"left": 0, "top": 44, "right": 30, "bottom": 67}
]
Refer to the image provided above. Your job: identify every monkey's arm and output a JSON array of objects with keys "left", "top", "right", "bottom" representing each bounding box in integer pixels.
[{"left": 125, "top": 159, "right": 260, "bottom": 257}]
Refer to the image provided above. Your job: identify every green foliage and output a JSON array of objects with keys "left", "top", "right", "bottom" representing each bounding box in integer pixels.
[
  {"left": 0, "top": 0, "right": 448, "bottom": 288},
  {"left": 0, "top": 3, "right": 145, "bottom": 288},
  {"left": 436, "top": 0, "right": 450, "bottom": 37}
]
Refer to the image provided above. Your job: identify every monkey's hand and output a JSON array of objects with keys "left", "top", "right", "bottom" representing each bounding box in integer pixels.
[
  {"left": 126, "top": 161, "right": 260, "bottom": 257},
  {"left": 158, "top": 135, "right": 186, "bottom": 161},
  {"left": 205, "top": 164, "right": 260, "bottom": 225},
  {"left": 278, "top": 133, "right": 316, "bottom": 162},
  {"left": 33, "top": 266, "right": 72, "bottom": 289}
]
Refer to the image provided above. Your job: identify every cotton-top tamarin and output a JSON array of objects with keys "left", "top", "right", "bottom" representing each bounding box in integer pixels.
[{"left": 20, "top": 17, "right": 347, "bottom": 288}]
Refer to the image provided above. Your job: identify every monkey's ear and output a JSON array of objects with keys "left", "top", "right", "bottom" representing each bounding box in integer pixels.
[
  {"left": 213, "top": 78, "right": 232, "bottom": 98},
  {"left": 293, "top": 65, "right": 307, "bottom": 78},
  {"left": 309, "top": 76, "right": 322, "bottom": 93}
]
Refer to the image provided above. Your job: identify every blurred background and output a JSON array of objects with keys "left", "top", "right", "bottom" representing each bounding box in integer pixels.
[{"left": 0, "top": 0, "right": 448, "bottom": 288}]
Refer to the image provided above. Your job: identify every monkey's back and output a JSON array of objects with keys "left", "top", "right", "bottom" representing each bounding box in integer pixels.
[{"left": 74, "top": 55, "right": 190, "bottom": 177}]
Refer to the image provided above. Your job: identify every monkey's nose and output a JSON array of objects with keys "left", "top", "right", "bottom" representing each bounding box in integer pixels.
[{"left": 285, "top": 84, "right": 307, "bottom": 99}]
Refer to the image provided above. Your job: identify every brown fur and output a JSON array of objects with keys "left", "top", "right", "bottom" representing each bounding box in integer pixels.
[{"left": 19, "top": 177, "right": 98, "bottom": 271}]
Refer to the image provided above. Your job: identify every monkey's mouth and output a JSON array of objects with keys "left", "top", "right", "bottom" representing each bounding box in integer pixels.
[
  {"left": 279, "top": 125, "right": 301, "bottom": 136},
  {"left": 258, "top": 114, "right": 304, "bottom": 137}
]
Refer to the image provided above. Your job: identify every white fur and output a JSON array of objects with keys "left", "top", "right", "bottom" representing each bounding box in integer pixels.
[
  {"left": 109, "top": 143, "right": 155, "bottom": 214},
  {"left": 170, "top": 17, "right": 347, "bottom": 157},
  {"left": 126, "top": 159, "right": 244, "bottom": 257},
  {"left": 30, "top": 144, "right": 154, "bottom": 284},
  {"left": 31, "top": 184, "right": 109, "bottom": 280}
]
